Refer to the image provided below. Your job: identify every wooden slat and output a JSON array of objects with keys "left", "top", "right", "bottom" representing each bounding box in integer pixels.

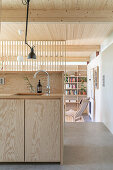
[
  {"left": 1, "top": 9, "right": 113, "bottom": 22},
  {"left": 0, "top": 40, "right": 66, "bottom": 71}
]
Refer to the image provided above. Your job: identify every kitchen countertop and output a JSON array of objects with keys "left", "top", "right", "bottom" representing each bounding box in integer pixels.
[{"left": 0, "top": 93, "right": 64, "bottom": 99}]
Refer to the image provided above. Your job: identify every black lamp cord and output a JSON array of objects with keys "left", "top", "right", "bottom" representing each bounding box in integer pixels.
[{"left": 22, "top": 0, "right": 35, "bottom": 49}]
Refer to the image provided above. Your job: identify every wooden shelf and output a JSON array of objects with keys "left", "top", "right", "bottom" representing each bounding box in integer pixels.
[
  {"left": 66, "top": 88, "right": 77, "bottom": 90},
  {"left": 78, "top": 76, "right": 87, "bottom": 77},
  {"left": 78, "top": 82, "right": 87, "bottom": 83},
  {"left": 65, "top": 95, "right": 77, "bottom": 97},
  {"left": 66, "top": 102, "right": 79, "bottom": 104},
  {"left": 66, "top": 81, "right": 87, "bottom": 83},
  {"left": 78, "top": 70, "right": 87, "bottom": 71},
  {"left": 66, "top": 76, "right": 76, "bottom": 77},
  {"left": 78, "top": 95, "right": 87, "bottom": 96},
  {"left": 66, "top": 76, "right": 87, "bottom": 78},
  {"left": 66, "top": 82, "right": 77, "bottom": 83},
  {"left": 65, "top": 95, "right": 87, "bottom": 97},
  {"left": 65, "top": 65, "right": 87, "bottom": 112},
  {"left": 66, "top": 88, "right": 87, "bottom": 90}
]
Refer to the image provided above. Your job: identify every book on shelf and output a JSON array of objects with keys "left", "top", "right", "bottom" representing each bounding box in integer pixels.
[
  {"left": 66, "top": 84, "right": 77, "bottom": 89},
  {"left": 67, "top": 77, "right": 77, "bottom": 83},
  {"left": 65, "top": 90, "right": 77, "bottom": 95}
]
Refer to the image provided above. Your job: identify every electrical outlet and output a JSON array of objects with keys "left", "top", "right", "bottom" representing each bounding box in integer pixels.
[{"left": 0, "top": 78, "right": 5, "bottom": 85}]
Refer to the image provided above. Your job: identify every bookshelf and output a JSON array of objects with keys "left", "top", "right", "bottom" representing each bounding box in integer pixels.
[{"left": 65, "top": 65, "right": 87, "bottom": 111}]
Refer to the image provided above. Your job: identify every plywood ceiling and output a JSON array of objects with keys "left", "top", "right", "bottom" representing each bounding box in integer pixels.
[
  {"left": 0, "top": 22, "right": 113, "bottom": 58},
  {"left": 1, "top": 0, "right": 113, "bottom": 59},
  {"left": 1, "top": 23, "right": 113, "bottom": 43},
  {"left": 2, "top": 0, "right": 113, "bottom": 10}
]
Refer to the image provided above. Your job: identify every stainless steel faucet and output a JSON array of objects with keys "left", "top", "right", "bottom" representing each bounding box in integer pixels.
[{"left": 33, "top": 70, "right": 50, "bottom": 94}]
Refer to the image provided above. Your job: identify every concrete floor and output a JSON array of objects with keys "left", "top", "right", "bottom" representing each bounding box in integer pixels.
[{"left": 0, "top": 123, "right": 113, "bottom": 170}]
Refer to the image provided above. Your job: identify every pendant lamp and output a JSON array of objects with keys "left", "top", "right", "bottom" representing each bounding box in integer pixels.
[{"left": 22, "top": 0, "right": 36, "bottom": 59}]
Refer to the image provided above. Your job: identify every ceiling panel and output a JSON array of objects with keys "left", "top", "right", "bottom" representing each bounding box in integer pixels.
[
  {"left": 0, "top": 22, "right": 113, "bottom": 58},
  {"left": 0, "top": 23, "right": 66, "bottom": 40},
  {"left": 0, "top": 23, "right": 113, "bottom": 43},
  {"left": 2, "top": 0, "right": 113, "bottom": 10},
  {"left": 1, "top": 0, "right": 113, "bottom": 59}
]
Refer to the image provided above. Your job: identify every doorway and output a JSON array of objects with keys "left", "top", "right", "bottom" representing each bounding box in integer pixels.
[{"left": 65, "top": 63, "right": 90, "bottom": 123}]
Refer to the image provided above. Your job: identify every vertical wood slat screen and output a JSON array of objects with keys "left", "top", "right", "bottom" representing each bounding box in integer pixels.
[
  {"left": 0, "top": 41, "right": 66, "bottom": 71},
  {"left": 0, "top": 0, "right": 1, "bottom": 32}
]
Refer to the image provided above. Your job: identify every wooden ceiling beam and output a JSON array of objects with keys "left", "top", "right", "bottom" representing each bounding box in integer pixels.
[
  {"left": 28, "top": 45, "right": 99, "bottom": 52},
  {"left": 66, "top": 56, "right": 90, "bottom": 62},
  {"left": 66, "top": 45, "right": 100, "bottom": 52},
  {"left": 1, "top": 9, "right": 113, "bottom": 22},
  {"left": 0, "top": 56, "right": 90, "bottom": 62}
]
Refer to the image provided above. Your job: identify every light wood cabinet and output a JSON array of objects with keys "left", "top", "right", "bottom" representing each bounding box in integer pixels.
[
  {"left": 0, "top": 98, "right": 62, "bottom": 163},
  {"left": 25, "top": 99, "right": 60, "bottom": 162},
  {"left": 0, "top": 99, "right": 24, "bottom": 162}
]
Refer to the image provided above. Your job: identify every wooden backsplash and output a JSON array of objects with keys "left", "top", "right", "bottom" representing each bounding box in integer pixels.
[{"left": 0, "top": 71, "right": 64, "bottom": 94}]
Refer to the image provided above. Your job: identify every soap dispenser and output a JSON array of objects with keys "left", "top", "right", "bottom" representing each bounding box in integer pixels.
[{"left": 37, "top": 80, "right": 42, "bottom": 93}]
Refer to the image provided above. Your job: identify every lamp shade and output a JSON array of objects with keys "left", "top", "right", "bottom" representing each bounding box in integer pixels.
[
  {"left": 27, "top": 47, "right": 36, "bottom": 59},
  {"left": 17, "top": 56, "right": 23, "bottom": 62}
]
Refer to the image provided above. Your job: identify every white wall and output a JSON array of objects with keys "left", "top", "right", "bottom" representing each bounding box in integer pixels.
[
  {"left": 101, "top": 44, "right": 113, "bottom": 133},
  {"left": 87, "top": 43, "right": 113, "bottom": 134},
  {"left": 87, "top": 54, "right": 102, "bottom": 122}
]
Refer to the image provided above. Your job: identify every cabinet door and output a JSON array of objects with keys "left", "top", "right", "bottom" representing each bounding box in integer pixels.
[
  {"left": 25, "top": 99, "right": 60, "bottom": 162},
  {"left": 0, "top": 99, "right": 24, "bottom": 162}
]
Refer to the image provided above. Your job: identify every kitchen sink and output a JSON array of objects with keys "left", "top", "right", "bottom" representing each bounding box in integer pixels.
[{"left": 16, "top": 93, "right": 44, "bottom": 95}]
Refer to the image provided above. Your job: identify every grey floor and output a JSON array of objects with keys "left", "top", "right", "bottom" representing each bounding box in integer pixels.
[{"left": 1, "top": 123, "right": 113, "bottom": 170}]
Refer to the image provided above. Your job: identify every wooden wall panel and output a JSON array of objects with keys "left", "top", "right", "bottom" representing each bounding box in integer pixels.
[
  {"left": 0, "top": 71, "right": 64, "bottom": 94},
  {"left": 25, "top": 99, "right": 60, "bottom": 162},
  {"left": 0, "top": 99, "right": 24, "bottom": 162}
]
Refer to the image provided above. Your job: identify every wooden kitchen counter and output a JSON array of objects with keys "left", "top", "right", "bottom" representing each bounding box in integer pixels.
[{"left": 0, "top": 93, "right": 64, "bottom": 99}]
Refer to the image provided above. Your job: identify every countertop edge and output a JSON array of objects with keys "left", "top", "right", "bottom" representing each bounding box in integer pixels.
[{"left": 0, "top": 94, "right": 64, "bottom": 99}]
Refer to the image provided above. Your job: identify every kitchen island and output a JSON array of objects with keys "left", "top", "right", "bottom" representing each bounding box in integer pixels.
[{"left": 0, "top": 94, "right": 64, "bottom": 164}]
